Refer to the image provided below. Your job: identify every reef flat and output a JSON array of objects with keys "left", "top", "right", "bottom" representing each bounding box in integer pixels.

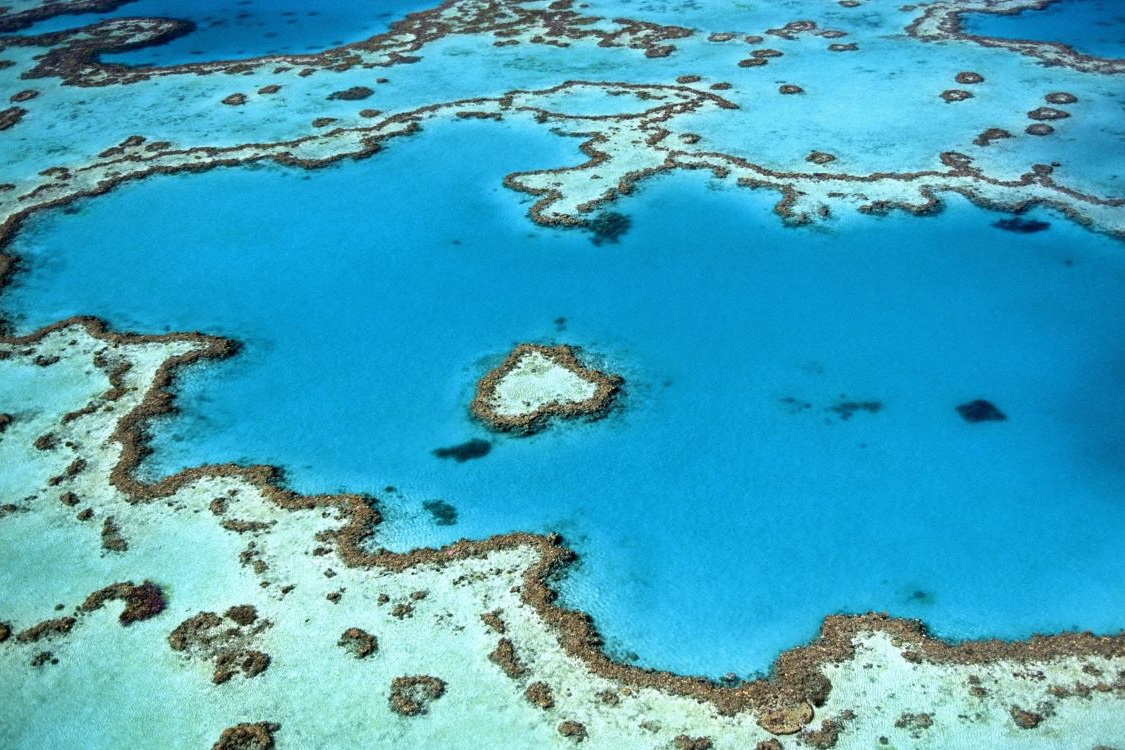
[
  {"left": 2, "top": 0, "right": 1125, "bottom": 747},
  {"left": 2, "top": 321, "right": 1124, "bottom": 747},
  {"left": 1, "top": 0, "right": 1124, "bottom": 237}
]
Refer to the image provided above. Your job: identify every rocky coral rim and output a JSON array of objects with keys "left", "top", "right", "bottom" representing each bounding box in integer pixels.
[{"left": 906, "top": 0, "right": 1125, "bottom": 75}]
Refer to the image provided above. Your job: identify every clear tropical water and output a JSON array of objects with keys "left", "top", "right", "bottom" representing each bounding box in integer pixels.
[
  {"left": 966, "top": 0, "right": 1125, "bottom": 59},
  {"left": 22, "top": 0, "right": 434, "bottom": 65},
  {"left": 7, "top": 116, "right": 1125, "bottom": 677}
]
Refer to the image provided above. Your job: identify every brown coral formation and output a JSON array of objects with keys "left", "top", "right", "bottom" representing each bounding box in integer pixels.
[
  {"left": 211, "top": 722, "right": 280, "bottom": 750},
  {"left": 338, "top": 627, "right": 377, "bottom": 658},
  {"left": 16, "top": 616, "right": 76, "bottom": 643},
  {"left": 972, "top": 127, "right": 1012, "bottom": 146},
  {"left": 806, "top": 151, "right": 836, "bottom": 165},
  {"left": 940, "top": 89, "right": 972, "bottom": 102},
  {"left": 489, "top": 637, "right": 527, "bottom": 678},
  {"left": 389, "top": 675, "right": 447, "bottom": 716},
  {"left": 778, "top": 84, "right": 804, "bottom": 95},
  {"left": 168, "top": 609, "right": 272, "bottom": 684},
  {"left": 525, "top": 680, "right": 555, "bottom": 708},
  {"left": 470, "top": 343, "right": 622, "bottom": 433},
  {"left": 481, "top": 609, "right": 506, "bottom": 634},
  {"left": 674, "top": 735, "right": 713, "bottom": 749},
  {"left": 1026, "top": 124, "right": 1054, "bottom": 136},
  {"left": 214, "top": 649, "right": 271, "bottom": 683},
  {"left": 558, "top": 720, "right": 588, "bottom": 741},
  {"left": 222, "top": 93, "right": 247, "bottom": 106},
  {"left": 81, "top": 581, "right": 166, "bottom": 625},
  {"left": 9, "top": 89, "right": 38, "bottom": 103},
  {"left": 1045, "top": 92, "right": 1077, "bottom": 105},
  {"left": 1010, "top": 705, "right": 1043, "bottom": 729},
  {"left": 756, "top": 702, "right": 814, "bottom": 734},
  {"left": 225, "top": 605, "right": 258, "bottom": 626},
  {"left": 0, "top": 106, "right": 26, "bottom": 130},
  {"left": 798, "top": 718, "right": 845, "bottom": 748},
  {"left": 955, "top": 71, "right": 984, "bottom": 84},
  {"left": 101, "top": 516, "right": 128, "bottom": 551},
  {"left": 1028, "top": 106, "right": 1069, "bottom": 121}
]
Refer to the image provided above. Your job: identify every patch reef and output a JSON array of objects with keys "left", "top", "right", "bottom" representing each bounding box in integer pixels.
[{"left": 471, "top": 343, "right": 621, "bottom": 432}]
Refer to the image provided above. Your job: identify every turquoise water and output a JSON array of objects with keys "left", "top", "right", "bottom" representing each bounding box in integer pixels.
[
  {"left": 22, "top": 0, "right": 432, "bottom": 65},
  {"left": 966, "top": 0, "right": 1125, "bottom": 59},
  {"left": 6, "top": 116, "right": 1125, "bottom": 677}
]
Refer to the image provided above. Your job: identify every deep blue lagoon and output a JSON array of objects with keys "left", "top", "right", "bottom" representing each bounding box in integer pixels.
[
  {"left": 966, "top": 0, "right": 1125, "bottom": 59},
  {"left": 7, "top": 117, "right": 1125, "bottom": 677},
  {"left": 22, "top": 0, "right": 433, "bottom": 65}
]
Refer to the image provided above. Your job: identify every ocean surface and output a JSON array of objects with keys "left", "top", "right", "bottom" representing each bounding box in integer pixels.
[
  {"left": 966, "top": 0, "right": 1125, "bottom": 59},
  {"left": 7, "top": 113, "right": 1125, "bottom": 677},
  {"left": 22, "top": 0, "right": 435, "bottom": 65}
]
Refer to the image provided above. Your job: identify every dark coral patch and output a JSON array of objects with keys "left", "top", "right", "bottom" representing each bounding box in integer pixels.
[
  {"left": 829, "top": 400, "right": 882, "bottom": 420},
  {"left": 327, "top": 86, "right": 374, "bottom": 101},
  {"left": 432, "top": 438, "right": 491, "bottom": 462},
  {"left": 588, "top": 211, "right": 631, "bottom": 245},
  {"left": 993, "top": 217, "right": 1049, "bottom": 233},
  {"left": 956, "top": 399, "right": 1006, "bottom": 422},
  {"left": 0, "top": 106, "right": 27, "bottom": 131},
  {"left": 422, "top": 499, "right": 458, "bottom": 526}
]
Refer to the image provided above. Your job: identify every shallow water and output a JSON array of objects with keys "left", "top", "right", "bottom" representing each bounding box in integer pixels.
[
  {"left": 965, "top": 0, "right": 1125, "bottom": 59},
  {"left": 7, "top": 115, "right": 1125, "bottom": 677},
  {"left": 22, "top": 0, "right": 434, "bottom": 65}
]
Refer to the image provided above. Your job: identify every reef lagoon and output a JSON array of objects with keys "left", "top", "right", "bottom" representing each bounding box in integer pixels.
[{"left": 2, "top": 0, "right": 1125, "bottom": 748}]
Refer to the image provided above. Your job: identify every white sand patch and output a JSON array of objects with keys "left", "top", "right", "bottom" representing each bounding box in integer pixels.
[{"left": 490, "top": 350, "right": 598, "bottom": 417}]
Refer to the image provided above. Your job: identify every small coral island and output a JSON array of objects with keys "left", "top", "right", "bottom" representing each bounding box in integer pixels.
[{"left": 471, "top": 344, "right": 622, "bottom": 433}]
